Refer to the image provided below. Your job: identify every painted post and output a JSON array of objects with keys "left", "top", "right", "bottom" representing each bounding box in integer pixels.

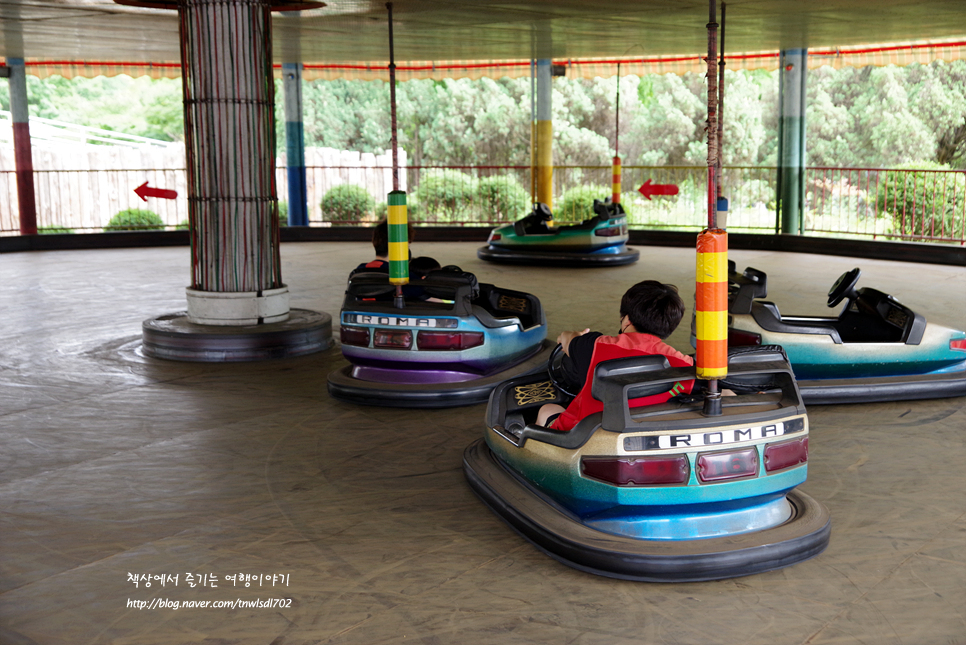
[
  {"left": 535, "top": 58, "right": 553, "bottom": 209},
  {"left": 698, "top": 0, "right": 727, "bottom": 416},
  {"left": 778, "top": 49, "right": 807, "bottom": 235},
  {"left": 283, "top": 62, "right": 308, "bottom": 226},
  {"left": 387, "top": 191, "right": 409, "bottom": 286},
  {"left": 612, "top": 157, "right": 622, "bottom": 205},
  {"left": 695, "top": 229, "right": 729, "bottom": 382},
  {"left": 7, "top": 58, "right": 38, "bottom": 235}
]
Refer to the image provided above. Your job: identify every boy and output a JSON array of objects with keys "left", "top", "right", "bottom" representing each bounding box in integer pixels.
[
  {"left": 537, "top": 280, "right": 695, "bottom": 431},
  {"left": 350, "top": 219, "right": 440, "bottom": 279}
]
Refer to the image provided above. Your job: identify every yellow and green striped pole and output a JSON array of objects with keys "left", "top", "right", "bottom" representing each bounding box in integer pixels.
[{"left": 387, "top": 190, "right": 409, "bottom": 288}]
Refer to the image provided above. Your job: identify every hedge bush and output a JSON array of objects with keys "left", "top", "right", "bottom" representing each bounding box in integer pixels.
[
  {"left": 321, "top": 184, "right": 375, "bottom": 223},
  {"left": 38, "top": 226, "right": 74, "bottom": 234},
  {"left": 413, "top": 170, "right": 478, "bottom": 222},
  {"left": 106, "top": 208, "right": 165, "bottom": 231},
  {"left": 477, "top": 176, "right": 529, "bottom": 221},
  {"left": 876, "top": 162, "right": 965, "bottom": 241},
  {"left": 375, "top": 197, "right": 420, "bottom": 221},
  {"left": 554, "top": 185, "right": 609, "bottom": 221}
]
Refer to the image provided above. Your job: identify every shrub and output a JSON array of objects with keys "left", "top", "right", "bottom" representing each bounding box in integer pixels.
[
  {"left": 106, "top": 208, "right": 164, "bottom": 231},
  {"left": 38, "top": 226, "right": 73, "bottom": 234},
  {"left": 477, "top": 176, "right": 529, "bottom": 221},
  {"left": 554, "top": 185, "right": 609, "bottom": 221},
  {"left": 876, "top": 162, "right": 965, "bottom": 241},
  {"left": 321, "top": 184, "right": 375, "bottom": 223},
  {"left": 413, "top": 170, "right": 478, "bottom": 222},
  {"left": 375, "top": 197, "right": 419, "bottom": 221},
  {"left": 277, "top": 201, "right": 289, "bottom": 226}
]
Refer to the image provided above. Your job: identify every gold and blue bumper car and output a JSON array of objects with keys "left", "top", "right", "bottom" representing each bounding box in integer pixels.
[
  {"left": 478, "top": 201, "right": 639, "bottom": 267},
  {"left": 463, "top": 347, "right": 830, "bottom": 581},
  {"left": 327, "top": 268, "right": 552, "bottom": 407},
  {"left": 724, "top": 264, "right": 966, "bottom": 404}
]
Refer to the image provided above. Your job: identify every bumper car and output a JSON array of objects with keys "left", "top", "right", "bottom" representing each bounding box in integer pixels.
[
  {"left": 722, "top": 263, "right": 966, "bottom": 404},
  {"left": 478, "top": 201, "right": 639, "bottom": 267},
  {"left": 463, "top": 346, "right": 831, "bottom": 582},
  {"left": 327, "top": 267, "right": 552, "bottom": 407}
]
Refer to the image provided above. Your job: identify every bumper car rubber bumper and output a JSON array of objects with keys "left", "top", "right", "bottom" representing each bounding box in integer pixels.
[
  {"left": 796, "top": 369, "right": 966, "bottom": 405},
  {"left": 463, "top": 438, "right": 831, "bottom": 582},
  {"left": 328, "top": 340, "right": 554, "bottom": 408},
  {"left": 477, "top": 245, "right": 640, "bottom": 267}
]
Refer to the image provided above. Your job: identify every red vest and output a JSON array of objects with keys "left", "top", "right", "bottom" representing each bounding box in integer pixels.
[{"left": 551, "top": 333, "right": 694, "bottom": 431}]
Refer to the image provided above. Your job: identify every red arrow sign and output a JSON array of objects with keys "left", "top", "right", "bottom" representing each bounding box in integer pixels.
[
  {"left": 638, "top": 179, "right": 679, "bottom": 200},
  {"left": 134, "top": 181, "right": 178, "bottom": 202}
]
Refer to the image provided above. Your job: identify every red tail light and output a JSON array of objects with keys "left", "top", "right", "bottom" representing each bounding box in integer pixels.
[
  {"left": 489, "top": 233, "right": 502, "bottom": 242},
  {"left": 765, "top": 437, "right": 808, "bottom": 472},
  {"left": 697, "top": 448, "right": 758, "bottom": 482},
  {"left": 340, "top": 326, "right": 370, "bottom": 347},
  {"left": 595, "top": 226, "right": 622, "bottom": 237},
  {"left": 373, "top": 329, "right": 412, "bottom": 349},
  {"left": 729, "top": 329, "right": 762, "bottom": 346},
  {"left": 581, "top": 456, "right": 689, "bottom": 486},
  {"left": 951, "top": 338, "right": 966, "bottom": 351},
  {"left": 417, "top": 330, "right": 484, "bottom": 350}
]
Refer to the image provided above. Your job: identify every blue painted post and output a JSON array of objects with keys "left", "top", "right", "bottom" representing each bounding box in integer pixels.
[
  {"left": 283, "top": 62, "right": 308, "bottom": 226},
  {"left": 777, "top": 49, "right": 807, "bottom": 235}
]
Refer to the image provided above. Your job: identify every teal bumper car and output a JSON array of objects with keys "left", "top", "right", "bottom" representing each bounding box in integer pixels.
[
  {"left": 327, "top": 268, "right": 552, "bottom": 408},
  {"left": 721, "top": 263, "right": 966, "bottom": 404},
  {"left": 478, "top": 201, "right": 639, "bottom": 267},
  {"left": 463, "top": 346, "right": 831, "bottom": 581}
]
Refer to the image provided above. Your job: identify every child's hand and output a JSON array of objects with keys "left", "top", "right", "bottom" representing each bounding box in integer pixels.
[{"left": 557, "top": 328, "right": 591, "bottom": 355}]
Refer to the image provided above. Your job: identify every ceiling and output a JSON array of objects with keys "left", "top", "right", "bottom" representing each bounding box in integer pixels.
[{"left": 0, "top": 0, "right": 964, "bottom": 66}]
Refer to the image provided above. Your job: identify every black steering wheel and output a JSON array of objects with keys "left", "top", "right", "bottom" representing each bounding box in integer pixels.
[
  {"left": 827, "top": 268, "right": 861, "bottom": 307},
  {"left": 534, "top": 202, "right": 553, "bottom": 221},
  {"left": 547, "top": 343, "right": 581, "bottom": 398}
]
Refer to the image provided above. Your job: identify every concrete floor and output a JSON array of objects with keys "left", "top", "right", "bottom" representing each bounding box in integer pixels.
[{"left": 1, "top": 241, "right": 964, "bottom": 645}]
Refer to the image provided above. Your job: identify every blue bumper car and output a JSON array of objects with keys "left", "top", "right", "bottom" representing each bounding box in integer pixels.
[
  {"left": 723, "top": 263, "right": 966, "bottom": 404},
  {"left": 463, "top": 346, "right": 831, "bottom": 581},
  {"left": 327, "top": 268, "right": 552, "bottom": 407},
  {"left": 478, "top": 201, "right": 639, "bottom": 267}
]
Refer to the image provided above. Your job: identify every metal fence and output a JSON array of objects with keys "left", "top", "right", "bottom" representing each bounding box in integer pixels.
[{"left": 2, "top": 163, "right": 964, "bottom": 244}]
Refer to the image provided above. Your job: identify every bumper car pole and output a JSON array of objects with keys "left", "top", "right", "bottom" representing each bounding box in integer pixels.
[
  {"left": 699, "top": 0, "right": 725, "bottom": 417},
  {"left": 387, "top": 3, "right": 408, "bottom": 309},
  {"left": 612, "top": 63, "right": 621, "bottom": 205}
]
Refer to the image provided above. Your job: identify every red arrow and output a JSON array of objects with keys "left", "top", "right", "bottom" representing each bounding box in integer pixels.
[
  {"left": 638, "top": 179, "right": 679, "bottom": 200},
  {"left": 134, "top": 181, "right": 178, "bottom": 202}
]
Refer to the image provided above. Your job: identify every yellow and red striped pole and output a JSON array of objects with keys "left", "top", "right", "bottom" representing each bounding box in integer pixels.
[
  {"left": 695, "top": 229, "right": 728, "bottom": 381},
  {"left": 611, "top": 156, "right": 621, "bottom": 205}
]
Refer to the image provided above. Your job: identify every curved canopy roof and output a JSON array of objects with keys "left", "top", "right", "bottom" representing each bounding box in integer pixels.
[{"left": 0, "top": 0, "right": 963, "bottom": 79}]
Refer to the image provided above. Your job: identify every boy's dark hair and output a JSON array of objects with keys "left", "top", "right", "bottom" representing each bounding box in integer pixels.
[
  {"left": 372, "top": 219, "right": 414, "bottom": 257},
  {"left": 620, "top": 280, "right": 685, "bottom": 339}
]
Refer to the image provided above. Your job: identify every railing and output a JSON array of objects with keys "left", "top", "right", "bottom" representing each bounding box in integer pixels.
[
  {"left": 806, "top": 166, "right": 965, "bottom": 244},
  {"left": 2, "top": 163, "right": 963, "bottom": 245}
]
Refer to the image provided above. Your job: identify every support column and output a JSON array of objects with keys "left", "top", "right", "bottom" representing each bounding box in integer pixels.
[
  {"left": 535, "top": 59, "right": 553, "bottom": 209},
  {"left": 133, "top": 0, "right": 332, "bottom": 362},
  {"left": 179, "top": 0, "right": 286, "bottom": 324},
  {"left": 7, "top": 58, "right": 37, "bottom": 236},
  {"left": 777, "top": 49, "right": 807, "bottom": 235},
  {"left": 283, "top": 62, "right": 308, "bottom": 226}
]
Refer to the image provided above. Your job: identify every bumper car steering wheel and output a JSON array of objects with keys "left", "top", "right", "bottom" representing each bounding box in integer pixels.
[{"left": 827, "top": 267, "right": 861, "bottom": 307}]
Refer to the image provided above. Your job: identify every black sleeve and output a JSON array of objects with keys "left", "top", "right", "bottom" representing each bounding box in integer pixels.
[{"left": 561, "top": 332, "right": 603, "bottom": 390}]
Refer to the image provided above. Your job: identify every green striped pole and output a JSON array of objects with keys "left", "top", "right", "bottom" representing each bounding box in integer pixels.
[{"left": 388, "top": 190, "right": 409, "bottom": 307}]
